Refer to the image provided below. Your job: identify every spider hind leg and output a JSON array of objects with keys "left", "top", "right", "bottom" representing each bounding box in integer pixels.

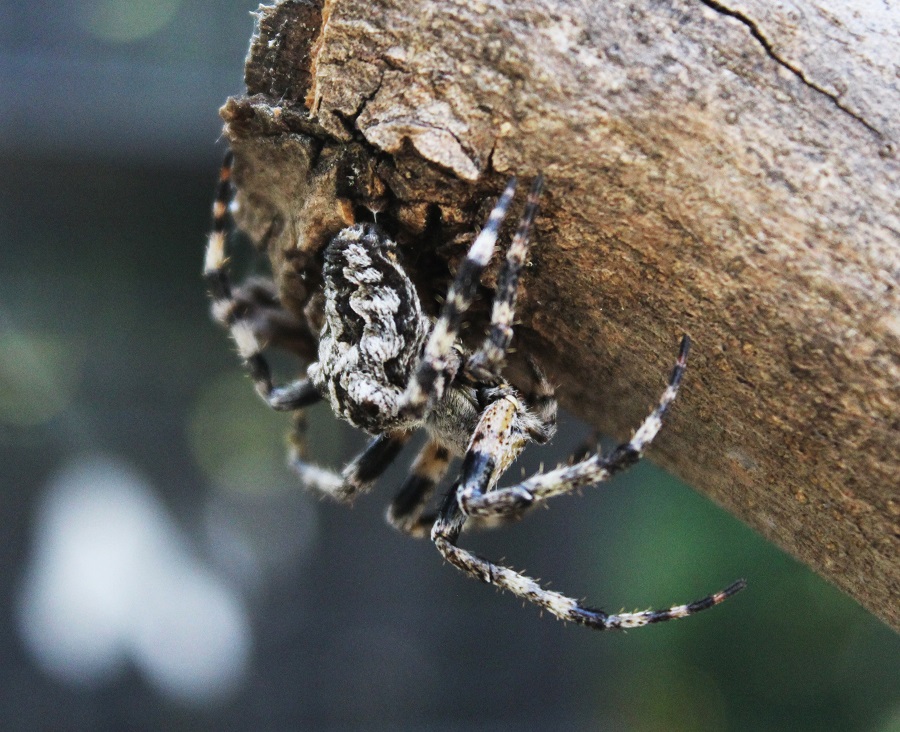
[
  {"left": 400, "top": 177, "right": 519, "bottom": 419},
  {"left": 204, "top": 151, "right": 322, "bottom": 412},
  {"left": 288, "top": 416, "right": 411, "bottom": 502}
]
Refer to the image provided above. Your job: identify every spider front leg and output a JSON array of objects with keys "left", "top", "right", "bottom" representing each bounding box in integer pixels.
[
  {"left": 288, "top": 414, "right": 412, "bottom": 502},
  {"left": 467, "top": 175, "right": 544, "bottom": 382},
  {"left": 400, "top": 178, "right": 519, "bottom": 419},
  {"left": 461, "top": 335, "right": 691, "bottom": 518},
  {"left": 386, "top": 433, "right": 544, "bottom": 539},
  {"left": 432, "top": 396, "right": 745, "bottom": 630},
  {"left": 455, "top": 393, "right": 534, "bottom": 516}
]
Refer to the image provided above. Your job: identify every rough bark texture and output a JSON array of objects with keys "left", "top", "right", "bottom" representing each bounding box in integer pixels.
[{"left": 219, "top": 0, "right": 900, "bottom": 630}]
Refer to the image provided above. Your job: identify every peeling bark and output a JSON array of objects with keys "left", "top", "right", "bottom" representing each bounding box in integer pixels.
[{"left": 220, "top": 0, "right": 900, "bottom": 630}]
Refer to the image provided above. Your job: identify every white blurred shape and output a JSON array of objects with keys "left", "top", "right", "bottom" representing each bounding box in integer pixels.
[
  {"left": 16, "top": 455, "right": 251, "bottom": 704},
  {"left": 130, "top": 562, "right": 249, "bottom": 703}
]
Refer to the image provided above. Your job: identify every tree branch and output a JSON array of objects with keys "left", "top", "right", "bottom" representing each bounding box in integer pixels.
[{"left": 219, "top": 0, "right": 900, "bottom": 630}]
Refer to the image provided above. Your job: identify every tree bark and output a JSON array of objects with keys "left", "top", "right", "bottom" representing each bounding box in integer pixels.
[{"left": 219, "top": 0, "right": 900, "bottom": 630}]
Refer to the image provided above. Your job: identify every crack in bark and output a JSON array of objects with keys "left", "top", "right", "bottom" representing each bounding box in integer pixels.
[
  {"left": 323, "top": 65, "right": 386, "bottom": 138},
  {"left": 697, "top": 0, "right": 884, "bottom": 139},
  {"left": 351, "top": 68, "right": 386, "bottom": 123}
]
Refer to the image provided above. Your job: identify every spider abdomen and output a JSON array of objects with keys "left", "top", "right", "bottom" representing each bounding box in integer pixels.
[{"left": 308, "top": 224, "right": 429, "bottom": 432}]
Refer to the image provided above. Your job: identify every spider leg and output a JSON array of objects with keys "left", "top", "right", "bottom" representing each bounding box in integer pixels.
[
  {"left": 467, "top": 175, "right": 543, "bottom": 381},
  {"left": 433, "top": 481, "right": 746, "bottom": 631},
  {"left": 455, "top": 394, "right": 531, "bottom": 516},
  {"left": 288, "top": 417, "right": 411, "bottom": 502},
  {"left": 386, "top": 439, "right": 452, "bottom": 538},
  {"left": 461, "top": 336, "right": 690, "bottom": 518},
  {"left": 522, "top": 356, "right": 557, "bottom": 444},
  {"left": 400, "top": 178, "right": 519, "bottom": 419},
  {"left": 204, "top": 150, "right": 322, "bottom": 412},
  {"left": 386, "top": 435, "right": 541, "bottom": 538},
  {"left": 212, "top": 277, "right": 318, "bottom": 361}
]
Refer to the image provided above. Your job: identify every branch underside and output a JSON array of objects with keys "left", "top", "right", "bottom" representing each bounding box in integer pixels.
[{"left": 224, "top": 0, "right": 900, "bottom": 630}]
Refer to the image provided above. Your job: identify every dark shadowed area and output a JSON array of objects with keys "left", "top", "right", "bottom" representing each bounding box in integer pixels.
[{"left": 0, "top": 2, "right": 897, "bottom": 730}]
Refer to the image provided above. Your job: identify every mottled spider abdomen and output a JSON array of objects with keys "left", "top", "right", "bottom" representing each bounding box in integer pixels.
[{"left": 308, "top": 224, "right": 429, "bottom": 433}]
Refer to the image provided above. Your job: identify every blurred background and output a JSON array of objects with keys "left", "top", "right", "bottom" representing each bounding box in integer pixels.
[{"left": 1, "top": 1, "right": 898, "bottom": 730}]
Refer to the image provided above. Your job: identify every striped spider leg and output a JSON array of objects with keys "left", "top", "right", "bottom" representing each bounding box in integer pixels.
[{"left": 432, "top": 336, "right": 746, "bottom": 630}]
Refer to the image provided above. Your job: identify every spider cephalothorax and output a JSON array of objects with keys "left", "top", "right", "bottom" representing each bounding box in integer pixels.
[{"left": 205, "top": 150, "right": 745, "bottom": 630}]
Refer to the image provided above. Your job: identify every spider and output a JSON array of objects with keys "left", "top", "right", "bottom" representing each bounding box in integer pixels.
[{"left": 204, "top": 150, "right": 745, "bottom": 630}]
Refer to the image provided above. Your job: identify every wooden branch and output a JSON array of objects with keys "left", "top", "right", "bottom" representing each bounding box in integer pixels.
[{"left": 219, "top": 0, "right": 900, "bottom": 630}]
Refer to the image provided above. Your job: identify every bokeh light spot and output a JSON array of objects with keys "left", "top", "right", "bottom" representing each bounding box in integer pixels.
[
  {"left": 188, "top": 371, "right": 291, "bottom": 495},
  {"left": 0, "top": 330, "right": 80, "bottom": 427},
  {"left": 188, "top": 369, "right": 345, "bottom": 496},
  {"left": 78, "top": 0, "right": 183, "bottom": 43}
]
